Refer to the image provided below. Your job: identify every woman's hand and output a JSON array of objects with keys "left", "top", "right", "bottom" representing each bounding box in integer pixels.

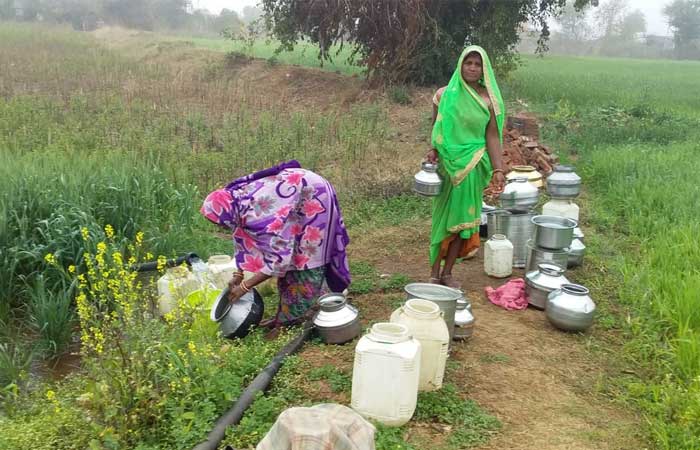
[
  {"left": 425, "top": 148, "right": 439, "bottom": 164},
  {"left": 227, "top": 284, "right": 246, "bottom": 303},
  {"left": 491, "top": 171, "right": 506, "bottom": 194},
  {"left": 229, "top": 272, "right": 244, "bottom": 288}
]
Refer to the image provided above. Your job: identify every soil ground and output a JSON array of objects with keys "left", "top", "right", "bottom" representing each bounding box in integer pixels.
[{"left": 94, "top": 29, "right": 647, "bottom": 449}]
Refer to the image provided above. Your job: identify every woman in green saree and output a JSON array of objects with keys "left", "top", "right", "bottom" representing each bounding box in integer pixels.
[{"left": 426, "top": 46, "right": 506, "bottom": 289}]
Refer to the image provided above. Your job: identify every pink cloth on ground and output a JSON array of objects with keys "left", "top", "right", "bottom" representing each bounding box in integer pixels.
[{"left": 485, "top": 278, "right": 528, "bottom": 310}]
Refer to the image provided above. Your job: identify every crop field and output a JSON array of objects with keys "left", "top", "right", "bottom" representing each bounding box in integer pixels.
[{"left": 1, "top": 22, "right": 699, "bottom": 450}]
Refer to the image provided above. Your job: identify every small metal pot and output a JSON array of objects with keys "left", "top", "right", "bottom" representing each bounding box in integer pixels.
[
  {"left": 500, "top": 177, "right": 539, "bottom": 210},
  {"left": 531, "top": 215, "right": 577, "bottom": 250},
  {"left": 414, "top": 162, "right": 442, "bottom": 196},
  {"left": 567, "top": 238, "right": 586, "bottom": 268},
  {"left": 546, "top": 284, "right": 596, "bottom": 332},
  {"left": 404, "top": 283, "right": 461, "bottom": 341},
  {"left": 210, "top": 287, "right": 264, "bottom": 339},
  {"left": 313, "top": 293, "right": 361, "bottom": 344},
  {"left": 546, "top": 165, "right": 582, "bottom": 199},
  {"left": 525, "top": 263, "right": 569, "bottom": 310},
  {"left": 573, "top": 227, "right": 584, "bottom": 243},
  {"left": 453, "top": 299, "right": 475, "bottom": 340}
]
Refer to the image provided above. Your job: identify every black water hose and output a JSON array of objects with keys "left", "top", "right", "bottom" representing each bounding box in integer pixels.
[
  {"left": 132, "top": 252, "right": 201, "bottom": 273},
  {"left": 192, "top": 322, "right": 315, "bottom": 450}
]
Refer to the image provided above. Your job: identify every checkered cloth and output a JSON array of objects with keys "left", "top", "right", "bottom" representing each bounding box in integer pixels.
[{"left": 256, "top": 404, "right": 376, "bottom": 450}]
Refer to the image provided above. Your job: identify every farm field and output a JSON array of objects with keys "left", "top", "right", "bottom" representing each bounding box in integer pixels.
[{"left": 1, "top": 23, "right": 699, "bottom": 449}]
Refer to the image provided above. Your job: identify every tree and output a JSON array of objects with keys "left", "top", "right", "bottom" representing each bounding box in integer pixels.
[
  {"left": 241, "top": 5, "right": 262, "bottom": 23},
  {"left": 618, "top": 9, "right": 646, "bottom": 41},
  {"left": 593, "top": 0, "right": 628, "bottom": 39},
  {"left": 260, "top": 0, "right": 596, "bottom": 85},
  {"left": 556, "top": 0, "right": 593, "bottom": 41},
  {"left": 664, "top": 0, "right": 700, "bottom": 59}
]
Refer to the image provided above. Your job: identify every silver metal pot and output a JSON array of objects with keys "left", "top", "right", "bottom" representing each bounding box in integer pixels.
[
  {"left": 531, "top": 215, "right": 577, "bottom": 250},
  {"left": 567, "top": 238, "right": 586, "bottom": 268},
  {"left": 404, "top": 283, "right": 461, "bottom": 341},
  {"left": 487, "top": 208, "right": 535, "bottom": 268},
  {"left": 210, "top": 287, "right": 264, "bottom": 339},
  {"left": 313, "top": 293, "right": 361, "bottom": 344},
  {"left": 500, "top": 177, "right": 539, "bottom": 210},
  {"left": 453, "top": 299, "right": 475, "bottom": 340},
  {"left": 573, "top": 227, "right": 584, "bottom": 243},
  {"left": 414, "top": 162, "right": 442, "bottom": 196},
  {"left": 525, "top": 263, "right": 569, "bottom": 310},
  {"left": 480, "top": 202, "right": 496, "bottom": 238},
  {"left": 525, "top": 239, "right": 570, "bottom": 273},
  {"left": 546, "top": 165, "right": 581, "bottom": 199},
  {"left": 546, "top": 284, "right": 596, "bottom": 332}
]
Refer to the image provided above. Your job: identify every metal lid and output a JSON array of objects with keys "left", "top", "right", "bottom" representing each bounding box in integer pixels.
[
  {"left": 569, "top": 238, "right": 586, "bottom": 256},
  {"left": 404, "top": 283, "right": 462, "bottom": 302},
  {"left": 554, "top": 165, "right": 574, "bottom": 173}
]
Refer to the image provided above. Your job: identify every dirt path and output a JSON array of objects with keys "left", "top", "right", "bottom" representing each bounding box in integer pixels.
[{"left": 298, "top": 220, "right": 645, "bottom": 450}]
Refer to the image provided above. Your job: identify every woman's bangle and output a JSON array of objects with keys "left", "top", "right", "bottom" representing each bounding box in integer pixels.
[
  {"left": 240, "top": 280, "right": 250, "bottom": 293},
  {"left": 493, "top": 168, "right": 504, "bottom": 174}
]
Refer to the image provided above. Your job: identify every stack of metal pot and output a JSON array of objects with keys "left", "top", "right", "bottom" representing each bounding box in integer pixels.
[
  {"left": 487, "top": 177, "right": 540, "bottom": 268},
  {"left": 544, "top": 165, "right": 585, "bottom": 268},
  {"left": 525, "top": 215, "right": 577, "bottom": 273}
]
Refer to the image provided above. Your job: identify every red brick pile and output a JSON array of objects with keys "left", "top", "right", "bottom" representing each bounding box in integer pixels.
[{"left": 502, "top": 114, "right": 557, "bottom": 175}]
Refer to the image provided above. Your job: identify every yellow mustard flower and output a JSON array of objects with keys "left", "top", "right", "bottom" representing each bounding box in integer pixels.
[
  {"left": 44, "top": 253, "right": 56, "bottom": 265},
  {"left": 104, "top": 224, "right": 115, "bottom": 239},
  {"left": 81, "top": 227, "right": 90, "bottom": 241}
]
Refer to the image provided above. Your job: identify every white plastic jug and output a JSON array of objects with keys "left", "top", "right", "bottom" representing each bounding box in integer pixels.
[
  {"left": 390, "top": 299, "right": 449, "bottom": 391},
  {"left": 542, "top": 198, "right": 580, "bottom": 221},
  {"left": 157, "top": 266, "right": 201, "bottom": 316},
  {"left": 484, "top": 234, "right": 513, "bottom": 278},
  {"left": 351, "top": 323, "right": 421, "bottom": 426},
  {"left": 206, "top": 255, "right": 239, "bottom": 290}
]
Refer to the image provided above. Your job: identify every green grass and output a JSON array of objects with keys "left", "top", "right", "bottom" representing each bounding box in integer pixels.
[
  {"left": 508, "top": 54, "right": 700, "bottom": 449},
  {"left": 184, "top": 35, "right": 363, "bottom": 76}
]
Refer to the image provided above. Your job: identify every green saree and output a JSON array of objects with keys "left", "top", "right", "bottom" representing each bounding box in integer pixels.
[{"left": 430, "top": 45, "right": 505, "bottom": 265}]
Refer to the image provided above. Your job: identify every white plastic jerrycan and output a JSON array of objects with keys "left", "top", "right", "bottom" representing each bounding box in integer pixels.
[
  {"left": 351, "top": 323, "right": 421, "bottom": 426},
  {"left": 206, "top": 254, "right": 239, "bottom": 290},
  {"left": 157, "top": 266, "right": 201, "bottom": 316},
  {"left": 390, "top": 299, "right": 449, "bottom": 391}
]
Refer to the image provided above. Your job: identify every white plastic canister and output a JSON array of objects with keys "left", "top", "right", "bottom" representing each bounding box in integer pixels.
[
  {"left": 157, "top": 266, "right": 201, "bottom": 315},
  {"left": 351, "top": 323, "right": 421, "bottom": 426},
  {"left": 484, "top": 234, "right": 513, "bottom": 278},
  {"left": 390, "top": 299, "right": 449, "bottom": 391},
  {"left": 542, "top": 198, "right": 580, "bottom": 221},
  {"left": 206, "top": 255, "right": 240, "bottom": 290}
]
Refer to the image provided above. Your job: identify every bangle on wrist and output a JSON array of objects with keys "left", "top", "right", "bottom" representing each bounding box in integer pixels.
[
  {"left": 493, "top": 168, "right": 504, "bottom": 174},
  {"left": 240, "top": 280, "right": 250, "bottom": 293}
]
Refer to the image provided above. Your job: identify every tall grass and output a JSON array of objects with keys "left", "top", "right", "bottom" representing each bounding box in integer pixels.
[{"left": 510, "top": 55, "right": 700, "bottom": 448}]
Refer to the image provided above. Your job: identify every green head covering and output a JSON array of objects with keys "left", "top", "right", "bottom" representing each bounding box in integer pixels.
[
  {"left": 431, "top": 45, "right": 505, "bottom": 181},
  {"left": 428, "top": 45, "right": 505, "bottom": 265}
]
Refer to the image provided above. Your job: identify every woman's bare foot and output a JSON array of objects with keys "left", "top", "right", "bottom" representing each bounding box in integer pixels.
[
  {"left": 428, "top": 277, "right": 441, "bottom": 284},
  {"left": 440, "top": 274, "right": 462, "bottom": 290}
]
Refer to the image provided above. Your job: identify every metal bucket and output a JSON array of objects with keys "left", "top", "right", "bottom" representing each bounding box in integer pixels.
[
  {"left": 487, "top": 209, "right": 536, "bottom": 268},
  {"left": 404, "top": 283, "right": 462, "bottom": 341}
]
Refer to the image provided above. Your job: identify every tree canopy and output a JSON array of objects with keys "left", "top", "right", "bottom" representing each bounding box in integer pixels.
[
  {"left": 260, "top": 0, "right": 597, "bottom": 85},
  {"left": 664, "top": 0, "right": 700, "bottom": 59}
]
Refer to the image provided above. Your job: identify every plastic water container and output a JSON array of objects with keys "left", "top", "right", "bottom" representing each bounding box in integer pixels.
[
  {"left": 390, "top": 299, "right": 449, "bottom": 391},
  {"left": 542, "top": 198, "right": 580, "bottom": 221},
  {"left": 484, "top": 234, "right": 513, "bottom": 278},
  {"left": 157, "top": 266, "right": 201, "bottom": 316},
  {"left": 206, "top": 255, "right": 239, "bottom": 290},
  {"left": 351, "top": 323, "right": 421, "bottom": 426}
]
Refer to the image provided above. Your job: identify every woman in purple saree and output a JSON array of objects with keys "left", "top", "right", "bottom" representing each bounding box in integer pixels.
[{"left": 201, "top": 160, "right": 351, "bottom": 331}]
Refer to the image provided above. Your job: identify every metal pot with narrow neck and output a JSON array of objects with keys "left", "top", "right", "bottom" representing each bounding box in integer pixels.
[
  {"left": 546, "top": 284, "right": 596, "bottom": 332},
  {"left": 211, "top": 287, "right": 264, "bottom": 339},
  {"left": 546, "top": 165, "right": 582, "bottom": 199},
  {"left": 414, "top": 162, "right": 443, "bottom": 196},
  {"left": 500, "top": 177, "right": 540, "bottom": 210},
  {"left": 453, "top": 299, "right": 475, "bottom": 340},
  {"left": 525, "top": 263, "right": 569, "bottom": 310},
  {"left": 313, "top": 293, "right": 361, "bottom": 344}
]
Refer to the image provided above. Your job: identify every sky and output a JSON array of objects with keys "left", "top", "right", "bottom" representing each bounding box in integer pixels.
[{"left": 193, "top": 0, "right": 673, "bottom": 37}]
